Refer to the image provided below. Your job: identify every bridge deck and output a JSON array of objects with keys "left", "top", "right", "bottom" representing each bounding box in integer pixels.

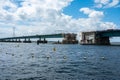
[
  {"left": 0, "top": 33, "right": 64, "bottom": 40},
  {"left": 96, "top": 30, "right": 120, "bottom": 37}
]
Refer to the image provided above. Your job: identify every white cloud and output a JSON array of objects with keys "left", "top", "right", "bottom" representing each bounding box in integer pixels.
[
  {"left": 106, "top": 0, "right": 120, "bottom": 8},
  {"left": 95, "top": 0, "right": 110, "bottom": 5},
  {"left": 0, "top": 0, "right": 117, "bottom": 38},
  {"left": 94, "top": 0, "right": 120, "bottom": 8},
  {"left": 78, "top": 7, "right": 116, "bottom": 31},
  {"left": 80, "top": 8, "right": 104, "bottom": 19}
]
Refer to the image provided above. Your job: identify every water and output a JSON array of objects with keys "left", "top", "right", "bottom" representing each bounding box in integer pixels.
[{"left": 0, "top": 43, "right": 120, "bottom": 80}]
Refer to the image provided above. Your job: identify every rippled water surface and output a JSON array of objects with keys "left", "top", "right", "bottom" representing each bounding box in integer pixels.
[{"left": 0, "top": 43, "right": 120, "bottom": 80}]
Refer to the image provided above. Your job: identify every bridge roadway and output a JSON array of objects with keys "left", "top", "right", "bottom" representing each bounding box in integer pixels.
[
  {"left": 96, "top": 29, "right": 120, "bottom": 37},
  {"left": 0, "top": 33, "right": 78, "bottom": 44},
  {"left": 0, "top": 33, "right": 64, "bottom": 40},
  {"left": 0, "top": 33, "right": 64, "bottom": 43}
]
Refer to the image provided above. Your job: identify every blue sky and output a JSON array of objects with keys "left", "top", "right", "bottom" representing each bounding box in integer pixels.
[
  {"left": 63, "top": 0, "right": 120, "bottom": 27},
  {"left": 0, "top": 0, "right": 120, "bottom": 41},
  {"left": 63, "top": 0, "right": 94, "bottom": 18}
]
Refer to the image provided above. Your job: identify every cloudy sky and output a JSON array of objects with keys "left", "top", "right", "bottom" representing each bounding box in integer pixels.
[{"left": 0, "top": 0, "right": 120, "bottom": 38}]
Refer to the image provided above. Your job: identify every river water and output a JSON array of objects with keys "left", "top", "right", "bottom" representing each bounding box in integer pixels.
[{"left": 0, "top": 43, "right": 120, "bottom": 80}]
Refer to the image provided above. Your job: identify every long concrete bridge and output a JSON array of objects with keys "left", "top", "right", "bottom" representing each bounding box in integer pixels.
[
  {"left": 80, "top": 29, "right": 120, "bottom": 45},
  {"left": 0, "top": 33, "right": 78, "bottom": 44}
]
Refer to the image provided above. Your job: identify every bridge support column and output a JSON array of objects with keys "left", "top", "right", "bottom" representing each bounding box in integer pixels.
[
  {"left": 80, "top": 32, "right": 96, "bottom": 45},
  {"left": 23, "top": 38, "right": 26, "bottom": 43},
  {"left": 7, "top": 39, "right": 10, "bottom": 42},
  {"left": 18, "top": 39, "right": 21, "bottom": 42},
  {"left": 37, "top": 38, "right": 41, "bottom": 45},
  {"left": 15, "top": 39, "right": 21, "bottom": 43},
  {"left": 80, "top": 32, "right": 110, "bottom": 45},
  {"left": 28, "top": 38, "right": 31, "bottom": 43},
  {"left": 23, "top": 38, "right": 31, "bottom": 43},
  {"left": 95, "top": 37, "right": 110, "bottom": 45},
  {"left": 1, "top": 40, "right": 4, "bottom": 42},
  {"left": 12, "top": 39, "right": 14, "bottom": 42},
  {"left": 37, "top": 38, "right": 47, "bottom": 45},
  {"left": 15, "top": 39, "right": 17, "bottom": 42},
  {"left": 43, "top": 38, "right": 47, "bottom": 43}
]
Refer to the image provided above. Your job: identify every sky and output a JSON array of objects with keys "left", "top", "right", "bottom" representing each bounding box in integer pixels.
[{"left": 0, "top": 0, "right": 120, "bottom": 39}]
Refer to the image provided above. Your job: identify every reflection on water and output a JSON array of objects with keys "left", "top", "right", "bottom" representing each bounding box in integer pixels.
[{"left": 0, "top": 43, "right": 120, "bottom": 80}]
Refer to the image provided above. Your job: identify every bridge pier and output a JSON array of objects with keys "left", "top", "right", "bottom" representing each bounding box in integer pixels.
[
  {"left": 8, "top": 39, "right": 11, "bottom": 42},
  {"left": 0, "top": 39, "right": 4, "bottom": 42},
  {"left": 96, "top": 37, "right": 110, "bottom": 45},
  {"left": 8, "top": 39, "right": 12, "bottom": 42},
  {"left": 11, "top": 39, "right": 15, "bottom": 42},
  {"left": 5, "top": 39, "right": 21, "bottom": 43},
  {"left": 14, "top": 39, "right": 17, "bottom": 43},
  {"left": 37, "top": 38, "right": 47, "bottom": 45},
  {"left": 43, "top": 38, "right": 47, "bottom": 43},
  {"left": 37, "top": 38, "right": 41, "bottom": 45},
  {"left": 15, "top": 39, "right": 21, "bottom": 43},
  {"left": 62, "top": 33, "right": 78, "bottom": 44},
  {"left": 23, "top": 38, "right": 31, "bottom": 43},
  {"left": 80, "top": 31, "right": 111, "bottom": 45},
  {"left": 18, "top": 39, "right": 21, "bottom": 42}
]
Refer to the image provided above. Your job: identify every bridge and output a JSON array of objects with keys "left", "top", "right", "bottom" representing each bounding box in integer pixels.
[
  {"left": 0, "top": 33, "right": 78, "bottom": 44},
  {"left": 80, "top": 29, "right": 120, "bottom": 45}
]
